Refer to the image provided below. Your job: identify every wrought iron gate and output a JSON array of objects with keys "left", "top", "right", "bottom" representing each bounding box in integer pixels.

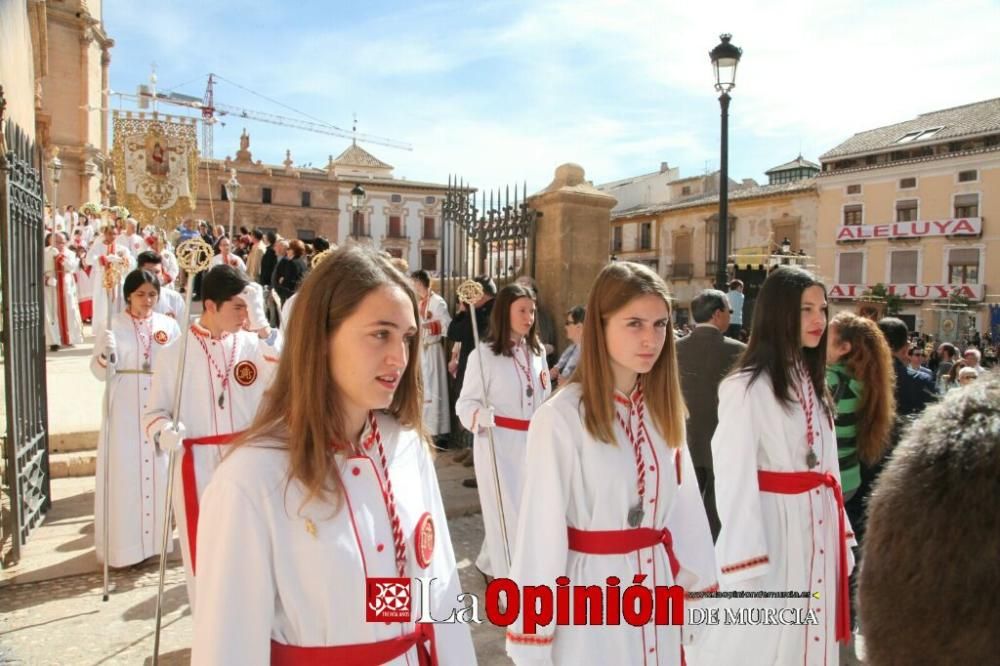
[
  {"left": 439, "top": 177, "right": 539, "bottom": 309},
  {"left": 0, "top": 86, "right": 51, "bottom": 568}
]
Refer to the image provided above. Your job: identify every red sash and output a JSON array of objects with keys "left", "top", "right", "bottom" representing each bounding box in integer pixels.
[
  {"left": 567, "top": 526, "right": 680, "bottom": 579},
  {"left": 494, "top": 415, "right": 530, "bottom": 432},
  {"left": 270, "top": 623, "right": 437, "bottom": 666},
  {"left": 181, "top": 431, "right": 243, "bottom": 573},
  {"left": 757, "top": 470, "right": 850, "bottom": 643},
  {"left": 54, "top": 253, "right": 70, "bottom": 345}
]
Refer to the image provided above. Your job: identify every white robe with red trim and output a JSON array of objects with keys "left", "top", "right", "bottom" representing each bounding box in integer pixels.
[
  {"left": 505, "top": 383, "right": 718, "bottom": 665},
  {"left": 690, "top": 370, "right": 855, "bottom": 666},
  {"left": 190, "top": 413, "right": 476, "bottom": 666},
  {"left": 152, "top": 285, "right": 187, "bottom": 322},
  {"left": 419, "top": 291, "right": 452, "bottom": 437},
  {"left": 86, "top": 239, "right": 135, "bottom": 339},
  {"left": 43, "top": 246, "right": 84, "bottom": 346},
  {"left": 142, "top": 322, "right": 282, "bottom": 609},
  {"left": 92, "top": 311, "right": 180, "bottom": 566},
  {"left": 456, "top": 340, "right": 550, "bottom": 579}
]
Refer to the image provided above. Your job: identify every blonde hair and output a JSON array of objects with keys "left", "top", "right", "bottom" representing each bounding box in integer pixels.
[
  {"left": 569, "top": 261, "right": 686, "bottom": 447},
  {"left": 232, "top": 245, "right": 425, "bottom": 507}
]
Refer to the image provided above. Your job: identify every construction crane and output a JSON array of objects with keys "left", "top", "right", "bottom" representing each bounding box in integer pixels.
[{"left": 119, "top": 72, "right": 412, "bottom": 158}]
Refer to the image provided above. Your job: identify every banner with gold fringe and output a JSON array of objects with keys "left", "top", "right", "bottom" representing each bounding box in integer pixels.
[{"left": 112, "top": 111, "right": 198, "bottom": 227}]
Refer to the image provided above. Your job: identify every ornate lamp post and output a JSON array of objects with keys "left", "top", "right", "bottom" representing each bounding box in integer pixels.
[
  {"left": 224, "top": 168, "right": 240, "bottom": 240},
  {"left": 49, "top": 149, "right": 63, "bottom": 210},
  {"left": 710, "top": 33, "right": 742, "bottom": 290},
  {"left": 350, "top": 183, "right": 366, "bottom": 236}
]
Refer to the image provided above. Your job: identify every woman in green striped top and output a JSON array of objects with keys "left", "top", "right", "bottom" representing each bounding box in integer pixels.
[{"left": 826, "top": 312, "right": 896, "bottom": 516}]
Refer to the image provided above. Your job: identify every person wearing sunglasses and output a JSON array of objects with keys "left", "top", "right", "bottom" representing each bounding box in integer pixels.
[{"left": 550, "top": 305, "right": 585, "bottom": 387}]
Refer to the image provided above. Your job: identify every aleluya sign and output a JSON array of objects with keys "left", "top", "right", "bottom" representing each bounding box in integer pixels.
[
  {"left": 836, "top": 218, "right": 981, "bottom": 241},
  {"left": 830, "top": 283, "right": 985, "bottom": 301}
]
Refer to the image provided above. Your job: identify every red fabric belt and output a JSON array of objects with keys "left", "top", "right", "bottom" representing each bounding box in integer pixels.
[
  {"left": 757, "top": 470, "right": 850, "bottom": 643},
  {"left": 181, "top": 431, "right": 243, "bottom": 574},
  {"left": 55, "top": 256, "right": 70, "bottom": 345},
  {"left": 494, "top": 415, "right": 530, "bottom": 431},
  {"left": 567, "top": 526, "right": 680, "bottom": 579},
  {"left": 270, "top": 623, "right": 437, "bottom": 666}
]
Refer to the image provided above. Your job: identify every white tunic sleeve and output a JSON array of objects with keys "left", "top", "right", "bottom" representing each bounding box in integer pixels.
[
  {"left": 506, "top": 401, "right": 575, "bottom": 664},
  {"left": 191, "top": 476, "right": 274, "bottom": 666},
  {"left": 455, "top": 346, "right": 488, "bottom": 431},
  {"left": 711, "top": 373, "right": 772, "bottom": 585}
]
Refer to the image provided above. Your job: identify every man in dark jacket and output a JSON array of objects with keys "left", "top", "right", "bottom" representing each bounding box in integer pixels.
[
  {"left": 879, "top": 317, "right": 936, "bottom": 418},
  {"left": 675, "top": 289, "right": 746, "bottom": 540}
]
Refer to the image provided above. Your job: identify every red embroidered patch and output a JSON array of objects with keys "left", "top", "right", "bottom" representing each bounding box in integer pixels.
[
  {"left": 414, "top": 512, "right": 435, "bottom": 569},
  {"left": 233, "top": 360, "right": 258, "bottom": 386},
  {"left": 153, "top": 330, "right": 169, "bottom": 345}
]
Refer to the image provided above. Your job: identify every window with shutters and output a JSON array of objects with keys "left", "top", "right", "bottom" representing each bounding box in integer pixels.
[
  {"left": 846, "top": 184, "right": 862, "bottom": 195},
  {"left": 957, "top": 170, "right": 978, "bottom": 183},
  {"left": 890, "top": 250, "right": 919, "bottom": 283},
  {"left": 262, "top": 187, "right": 273, "bottom": 204},
  {"left": 352, "top": 210, "right": 367, "bottom": 237},
  {"left": 843, "top": 204, "right": 863, "bottom": 226},
  {"left": 948, "top": 248, "right": 980, "bottom": 284},
  {"left": 388, "top": 215, "right": 403, "bottom": 238},
  {"left": 612, "top": 226, "right": 623, "bottom": 252},
  {"left": 301, "top": 191, "right": 312, "bottom": 207},
  {"left": 772, "top": 221, "right": 799, "bottom": 254},
  {"left": 640, "top": 222, "right": 652, "bottom": 250},
  {"left": 423, "top": 216, "right": 436, "bottom": 239},
  {"left": 672, "top": 232, "right": 693, "bottom": 278},
  {"left": 899, "top": 177, "right": 917, "bottom": 189},
  {"left": 954, "top": 193, "right": 979, "bottom": 218},
  {"left": 837, "top": 252, "right": 864, "bottom": 284},
  {"left": 421, "top": 250, "right": 437, "bottom": 272},
  {"left": 390, "top": 193, "right": 403, "bottom": 203},
  {"left": 896, "top": 199, "right": 919, "bottom": 222},
  {"left": 220, "top": 184, "right": 229, "bottom": 201}
]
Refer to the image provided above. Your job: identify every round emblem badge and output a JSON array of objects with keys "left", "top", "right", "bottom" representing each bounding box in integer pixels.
[
  {"left": 153, "top": 330, "right": 169, "bottom": 345},
  {"left": 233, "top": 360, "right": 258, "bottom": 386},
  {"left": 414, "top": 512, "right": 435, "bottom": 569}
]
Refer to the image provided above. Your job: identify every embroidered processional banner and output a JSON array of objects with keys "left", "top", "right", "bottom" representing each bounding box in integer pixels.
[{"left": 112, "top": 112, "right": 198, "bottom": 226}]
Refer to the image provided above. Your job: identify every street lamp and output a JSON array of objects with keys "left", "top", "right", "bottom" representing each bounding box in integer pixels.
[
  {"left": 710, "top": 33, "right": 742, "bottom": 290},
  {"left": 48, "top": 149, "right": 63, "bottom": 209},
  {"left": 351, "top": 183, "right": 366, "bottom": 236},
  {"left": 224, "top": 168, "right": 240, "bottom": 240},
  {"left": 781, "top": 237, "right": 792, "bottom": 254}
]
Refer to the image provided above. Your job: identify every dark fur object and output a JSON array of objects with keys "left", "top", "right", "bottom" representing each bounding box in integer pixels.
[{"left": 859, "top": 370, "right": 1000, "bottom": 665}]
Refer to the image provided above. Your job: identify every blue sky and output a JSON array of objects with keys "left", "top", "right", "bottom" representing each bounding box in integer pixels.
[{"left": 102, "top": 0, "right": 1000, "bottom": 193}]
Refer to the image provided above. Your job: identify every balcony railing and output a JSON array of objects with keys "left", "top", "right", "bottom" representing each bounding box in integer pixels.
[
  {"left": 671, "top": 263, "right": 693, "bottom": 279},
  {"left": 385, "top": 229, "right": 409, "bottom": 240},
  {"left": 422, "top": 231, "right": 439, "bottom": 240}
]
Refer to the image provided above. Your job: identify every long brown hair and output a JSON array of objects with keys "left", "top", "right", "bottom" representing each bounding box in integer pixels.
[
  {"left": 486, "top": 283, "right": 542, "bottom": 356},
  {"left": 829, "top": 312, "right": 896, "bottom": 464},
  {"left": 569, "top": 261, "right": 686, "bottom": 447},
  {"left": 736, "top": 266, "right": 833, "bottom": 417},
  {"left": 231, "top": 245, "right": 425, "bottom": 508}
]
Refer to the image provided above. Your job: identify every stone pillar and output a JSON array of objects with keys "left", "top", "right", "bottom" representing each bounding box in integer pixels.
[{"left": 528, "top": 163, "right": 616, "bottom": 350}]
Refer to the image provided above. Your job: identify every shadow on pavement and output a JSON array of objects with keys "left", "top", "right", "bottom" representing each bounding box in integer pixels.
[
  {"left": 122, "top": 584, "right": 189, "bottom": 622},
  {"left": 142, "top": 648, "right": 191, "bottom": 665}
]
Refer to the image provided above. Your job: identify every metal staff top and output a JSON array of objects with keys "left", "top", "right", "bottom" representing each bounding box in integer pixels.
[
  {"left": 311, "top": 248, "right": 333, "bottom": 269},
  {"left": 175, "top": 237, "right": 214, "bottom": 274},
  {"left": 101, "top": 256, "right": 126, "bottom": 291},
  {"left": 456, "top": 280, "right": 485, "bottom": 306}
]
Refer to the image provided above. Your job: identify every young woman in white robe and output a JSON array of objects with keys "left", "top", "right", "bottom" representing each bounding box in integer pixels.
[
  {"left": 191, "top": 246, "right": 474, "bottom": 665},
  {"left": 86, "top": 224, "right": 135, "bottom": 339},
  {"left": 92, "top": 269, "right": 180, "bottom": 567},
  {"left": 693, "top": 266, "right": 856, "bottom": 666},
  {"left": 505, "top": 261, "right": 717, "bottom": 666},
  {"left": 457, "top": 283, "right": 551, "bottom": 580},
  {"left": 411, "top": 270, "right": 452, "bottom": 439}
]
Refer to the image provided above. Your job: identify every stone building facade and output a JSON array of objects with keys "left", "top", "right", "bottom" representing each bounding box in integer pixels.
[
  {"left": 192, "top": 135, "right": 451, "bottom": 273},
  {"left": 816, "top": 97, "right": 1000, "bottom": 339}
]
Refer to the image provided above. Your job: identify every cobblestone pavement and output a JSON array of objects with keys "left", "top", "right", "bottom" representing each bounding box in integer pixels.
[{"left": 0, "top": 514, "right": 509, "bottom": 665}]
